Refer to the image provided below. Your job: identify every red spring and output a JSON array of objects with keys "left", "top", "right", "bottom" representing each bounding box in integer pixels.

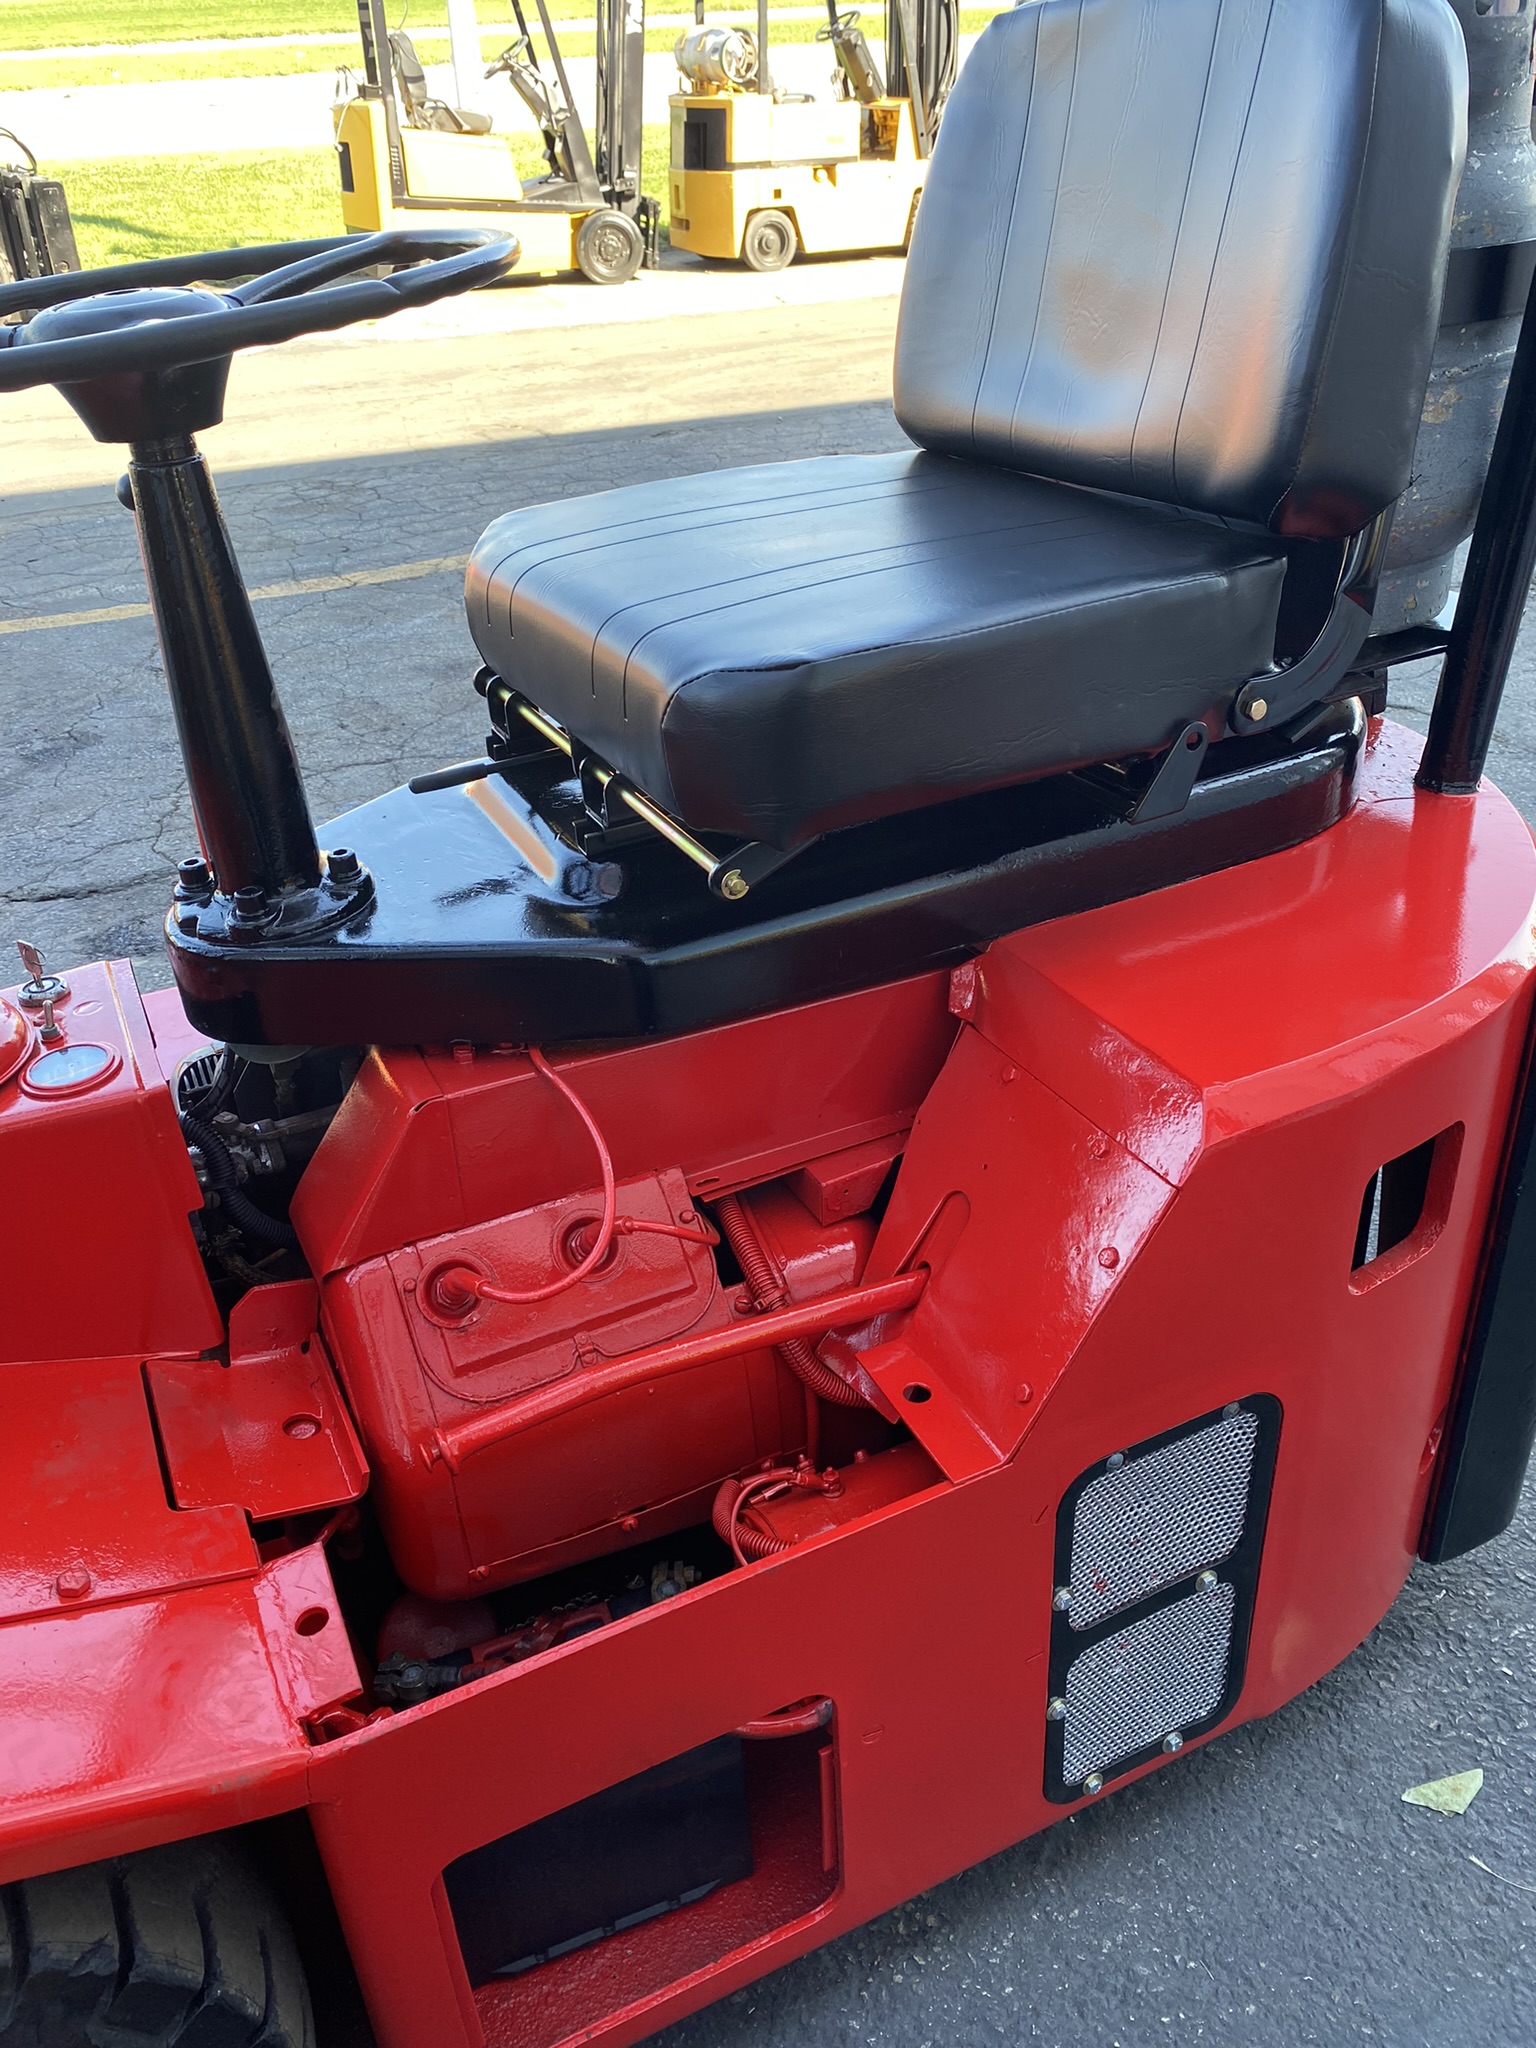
[
  {"left": 713, "top": 1462, "right": 842, "bottom": 1564},
  {"left": 713, "top": 1193, "right": 868, "bottom": 1410}
]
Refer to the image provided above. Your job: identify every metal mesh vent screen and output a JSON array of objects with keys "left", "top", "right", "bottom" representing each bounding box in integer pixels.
[
  {"left": 1067, "top": 1411, "right": 1259, "bottom": 1631},
  {"left": 1062, "top": 1582, "right": 1236, "bottom": 1783}
]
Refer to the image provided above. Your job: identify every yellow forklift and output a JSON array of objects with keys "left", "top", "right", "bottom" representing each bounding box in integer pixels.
[
  {"left": 334, "top": 0, "right": 658, "bottom": 283},
  {"left": 667, "top": 0, "right": 957, "bottom": 270}
]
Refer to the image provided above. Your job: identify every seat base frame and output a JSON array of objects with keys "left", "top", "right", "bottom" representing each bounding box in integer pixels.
[{"left": 165, "top": 703, "right": 1366, "bottom": 1050}]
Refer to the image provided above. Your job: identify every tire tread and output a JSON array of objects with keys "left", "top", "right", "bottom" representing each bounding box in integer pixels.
[{"left": 0, "top": 1841, "right": 311, "bottom": 2048}]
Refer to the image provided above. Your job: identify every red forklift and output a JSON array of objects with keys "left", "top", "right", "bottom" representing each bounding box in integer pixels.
[{"left": 1, "top": 2, "right": 1533, "bottom": 2044}]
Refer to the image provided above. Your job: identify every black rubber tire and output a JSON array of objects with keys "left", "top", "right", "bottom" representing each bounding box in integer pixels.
[
  {"left": 741, "top": 210, "right": 798, "bottom": 273},
  {"left": 575, "top": 209, "right": 645, "bottom": 285},
  {"left": 0, "top": 1837, "right": 314, "bottom": 2048}
]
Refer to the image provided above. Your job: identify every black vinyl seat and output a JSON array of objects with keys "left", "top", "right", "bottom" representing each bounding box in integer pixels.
[
  {"left": 467, "top": 452, "right": 1287, "bottom": 847},
  {"left": 466, "top": 0, "right": 1466, "bottom": 855}
]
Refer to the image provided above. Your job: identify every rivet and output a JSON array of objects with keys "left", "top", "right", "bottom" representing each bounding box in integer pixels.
[
  {"left": 1098, "top": 1246, "right": 1120, "bottom": 1270},
  {"left": 1046, "top": 1697, "right": 1067, "bottom": 1722},
  {"left": 1014, "top": 1381, "right": 1034, "bottom": 1406},
  {"left": 1247, "top": 695, "right": 1269, "bottom": 722},
  {"left": 1106, "top": 1452, "right": 1125, "bottom": 1471},
  {"left": 1197, "top": 1570, "right": 1219, "bottom": 1593},
  {"left": 1052, "top": 1586, "right": 1073, "bottom": 1613},
  {"left": 1083, "top": 1773, "right": 1104, "bottom": 1795},
  {"left": 720, "top": 870, "right": 749, "bottom": 901},
  {"left": 1222, "top": 1401, "right": 1241, "bottom": 1420},
  {"left": 1162, "top": 1731, "right": 1184, "bottom": 1755},
  {"left": 55, "top": 1564, "right": 92, "bottom": 1602}
]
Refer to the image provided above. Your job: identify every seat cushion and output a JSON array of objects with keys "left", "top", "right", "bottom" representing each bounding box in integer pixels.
[{"left": 465, "top": 451, "right": 1288, "bottom": 850}]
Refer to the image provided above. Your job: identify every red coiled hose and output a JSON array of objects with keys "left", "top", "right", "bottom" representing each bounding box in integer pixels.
[
  {"left": 713, "top": 1192, "right": 869, "bottom": 1410},
  {"left": 713, "top": 1462, "right": 843, "bottom": 1564}
]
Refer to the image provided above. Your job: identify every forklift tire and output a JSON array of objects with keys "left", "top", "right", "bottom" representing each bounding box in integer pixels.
[
  {"left": 0, "top": 1836, "right": 314, "bottom": 2048},
  {"left": 576, "top": 209, "right": 645, "bottom": 285},
  {"left": 741, "top": 210, "right": 798, "bottom": 273}
]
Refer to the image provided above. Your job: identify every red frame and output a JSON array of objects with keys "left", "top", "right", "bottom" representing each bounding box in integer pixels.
[{"left": 2, "top": 720, "right": 1533, "bottom": 2048}]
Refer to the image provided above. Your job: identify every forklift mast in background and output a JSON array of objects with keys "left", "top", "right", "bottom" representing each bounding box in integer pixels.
[
  {"left": 595, "top": 0, "right": 646, "bottom": 211},
  {"left": 882, "top": 0, "right": 956, "bottom": 155}
]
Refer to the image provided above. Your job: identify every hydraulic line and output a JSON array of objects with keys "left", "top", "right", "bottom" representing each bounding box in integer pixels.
[
  {"left": 180, "top": 1111, "right": 298, "bottom": 1248},
  {"left": 713, "top": 1193, "right": 869, "bottom": 1410}
]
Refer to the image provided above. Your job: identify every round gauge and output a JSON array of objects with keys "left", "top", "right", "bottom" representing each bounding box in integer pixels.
[
  {"left": 0, "top": 1000, "right": 30, "bottom": 1088},
  {"left": 21, "top": 1042, "right": 121, "bottom": 1097}
]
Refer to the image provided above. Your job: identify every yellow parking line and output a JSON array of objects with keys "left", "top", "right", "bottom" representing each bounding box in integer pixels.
[{"left": 0, "top": 555, "right": 464, "bottom": 637}]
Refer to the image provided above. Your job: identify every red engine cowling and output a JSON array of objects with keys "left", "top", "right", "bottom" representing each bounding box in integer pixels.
[{"left": 322, "top": 1168, "right": 877, "bottom": 1597}]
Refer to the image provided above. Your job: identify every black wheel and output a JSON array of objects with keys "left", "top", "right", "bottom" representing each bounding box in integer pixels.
[
  {"left": 576, "top": 209, "right": 645, "bottom": 285},
  {"left": 741, "top": 210, "right": 798, "bottom": 273},
  {"left": 0, "top": 1837, "right": 314, "bottom": 2047}
]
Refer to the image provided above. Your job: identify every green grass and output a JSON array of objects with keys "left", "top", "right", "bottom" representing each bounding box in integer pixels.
[
  {"left": 0, "top": 0, "right": 393, "bottom": 48},
  {"left": 50, "top": 127, "right": 675, "bottom": 267}
]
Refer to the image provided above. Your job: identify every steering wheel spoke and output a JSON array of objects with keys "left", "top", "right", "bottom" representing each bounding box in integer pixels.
[{"left": 0, "top": 227, "right": 519, "bottom": 402}]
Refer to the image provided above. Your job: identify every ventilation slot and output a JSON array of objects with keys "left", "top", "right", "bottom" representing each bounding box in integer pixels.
[
  {"left": 1067, "top": 1411, "right": 1258, "bottom": 1631},
  {"left": 1062, "top": 1582, "right": 1235, "bottom": 1784},
  {"left": 1045, "top": 1397, "right": 1280, "bottom": 1801},
  {"left": 1351, "top": 1124, "right": 1460, "bottom": 1283}
]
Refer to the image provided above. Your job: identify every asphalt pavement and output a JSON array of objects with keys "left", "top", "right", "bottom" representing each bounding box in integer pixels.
[{"left": 3, "top": 289, "right": 1535, "bottom": 2048}]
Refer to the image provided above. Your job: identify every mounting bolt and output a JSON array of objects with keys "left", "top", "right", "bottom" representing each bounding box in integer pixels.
[
  {"left": 1097, "top": 1246, "right": 1120, "bottom": 1270},
  {"left": 1106, "top": 1451, "right": 1126, "bottom": 1471},
  {"left": 1082, "top": 1773, "right": 1104, "bottom": 1796},
  {"left": 1197, "top": 1570, "right": 1219, "bottom": 1593},
  {"left": 230, "top": 884, "right": 271, "bottom": 927},
  {"left": 1222, "top": 1401, "right": 1241, "bottom": 1420},
  {"left": 175, "top": 855, "right": 213, "bottom": 900},
  {"left": 327, "top": 846, "right": 362, "bottom": 885},
  {"left": 1052, "top": 1586, "right": 1073, "bottom": 1613},
  {"left": 55, "top": 1563, "right": 92, "bottom": 1603},
  {"left": 1046, "top": 1697, "right": 1067, "bottom": 1722},
  {"left": 719, "top": 869, "right": 749, "bottom": 902},
  {"left": 1246, "top": 695, "right": 1269, "bottom": 723},
  {"left": 1162, "top": 1731, "right": 1184, "bottom": 1755}
]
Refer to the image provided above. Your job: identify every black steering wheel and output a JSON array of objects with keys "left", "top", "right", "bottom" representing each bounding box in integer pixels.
[{"left": 0, "top": 229, "right": 518, "bottom": 395}]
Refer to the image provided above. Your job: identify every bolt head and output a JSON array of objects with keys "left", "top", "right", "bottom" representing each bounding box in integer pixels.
[
  {"left": 1097, "top": 1246, "right": 1120, "bottom": 1270},
  {"left": 720, "top": 869, "right": 749, "bottom": 902},
  {"left": 1046, "top": 1697, "right": 1067, "bottom": 1722},
  {"left": 327, "top": 846, "right": 362, "bottom": 885},
  {"left": 1222, "top": 1401, "right": 1241, "bottom": 1420},
  {"left": 230, "top": 884, "right": 270, "bottom": 927},
  {"left": 1162, "top": 1731, "right": 1184, "bottom": 1754},
  {"left": 1247, "top": 695, "right": 1269, "bottom": 723},
  {"left": 1197, "top": 1570, "right": 1219, "bottom": 1594},
  {"left": 1106, "top": 1451, "right": 1126, "bottom": 1471},
  {"left": 1083, "top": 1773, "right": 1104, "bottom": 1796},
  {"left": 1052, "top": 1586, "right": 1072, "bottom": 1613},
  {"left": 55, "top": 1563, "right": 92, "bottom": 1602}
]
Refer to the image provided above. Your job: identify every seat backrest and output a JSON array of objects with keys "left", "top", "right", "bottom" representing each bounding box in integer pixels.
[
  {"left": 389, "top": 30, "right": 432, "bottom": 115},
  {"left": 894, "top": 0, "right": 1466, "bottom": 539}
]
